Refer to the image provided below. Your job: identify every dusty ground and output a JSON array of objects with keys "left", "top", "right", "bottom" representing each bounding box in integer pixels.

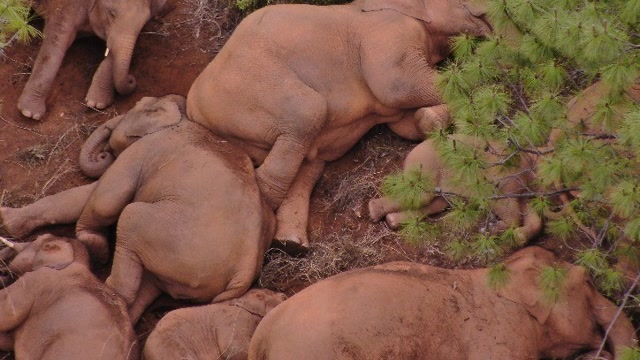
[{"left": 0, "top": 0, "right": 632, "bottom": 357}]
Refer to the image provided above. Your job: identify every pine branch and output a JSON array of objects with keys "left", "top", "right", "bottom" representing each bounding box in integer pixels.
[{"left": 593, "top": 272, "right": 640, "bottom": 359}]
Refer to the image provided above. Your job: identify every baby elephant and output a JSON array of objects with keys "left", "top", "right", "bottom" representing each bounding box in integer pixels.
[
  {"left": 144, "top": 288, "right": 287, "bottom": 360},
  {"left": 248, "top": 247, "right": 637, "bottom": 360},
  {"left": 0, "top": 95, "right": 275, "bottom": 323},
  {"left": 0, "top": 234, "right": 138, "bottom": 360},
  {"left": 369, "top": 134, "right": 543, "bottom": 245}
]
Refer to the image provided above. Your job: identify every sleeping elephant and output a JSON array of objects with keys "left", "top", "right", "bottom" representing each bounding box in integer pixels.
[
  {"left": 0, "top": 95, "right": 275, "bottom": 323},
  {"left": 368, "top": 134, "right": 543, "bottom": 244},
  {"left": 248, "top": 247, "right": 638, "bottom": 360},
  {"left": 186, "top": 0, "right": 493, "bottom": 251},
  {"left": 143, "top": 288, "right": 287, "bottom": 360},
  {"left": 0, "top": 234, "right": 138, "bottom": 359},
  {"left": 17, "top": 0, "right": 166, "bottom": 120}
]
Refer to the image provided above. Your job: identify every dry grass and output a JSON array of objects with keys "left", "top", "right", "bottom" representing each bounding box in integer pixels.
[{"left": 259, "top": 225, "right": 400, "bottom": 293}]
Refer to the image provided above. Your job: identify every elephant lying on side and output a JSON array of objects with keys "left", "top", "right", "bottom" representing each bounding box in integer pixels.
[
  {"left": 369, "top": 134, "right": 543, "bottom": 244},
  {"left": 248, "top": 247, "right": 637, "bottom": 360},
  {"left": 144, "top": 288, "right": 287, "bottom": 360},
  {"left": 0, "top": 234, "right": 138, "bottom": 360},
  {"left": 0, "top": 95, "right": 275, "bottom": 322},
  {"left": 187, "top": 0, "right": 493, "bottom": 251},
  {"left": 17, "top": 0, "right": 166, "bottom": 120}
]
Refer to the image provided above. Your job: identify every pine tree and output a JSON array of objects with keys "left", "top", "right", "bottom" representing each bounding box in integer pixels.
[{"left": 380, "top": 0, "right": 640, "bottom": 305}]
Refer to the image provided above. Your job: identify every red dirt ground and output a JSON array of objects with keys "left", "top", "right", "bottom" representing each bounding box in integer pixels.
[{"left": 0, "top": 0, "right": 632, "bottom": 357}]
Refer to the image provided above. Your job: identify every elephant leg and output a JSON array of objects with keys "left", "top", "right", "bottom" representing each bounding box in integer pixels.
[
  {"left": 513, "top": 202, "right": 542, "bottom": 246},
  {"left": 127, "top": 272, "right": 161, "bottom": 324},
  {"left": 256, "top": 95, "right": 328, "bottom": 209},
  {"left": 76, "top": 160, "right": 140, "bottom": 263},
  {"left": 17, "top": 13, "right": 81, "bottom": 120},
  {"left": 273, "top": 160, "right": 325, "bottom": 254},
  {"left": 85, "top": 54, "right": 115, "bottom": 109},
  {"left": 0, "top": 332, "right": 13, "bottom": 352},
  {"left": 1, "top": 183, "right": 97, "bottom": 238},
  {"left": 106, "top": 245, "right": 144, "bottom": 308},
  {"left": 387, "top": 104, "right": 451, "bottom": 140},
  {"left": 368, "top": 196, "right": 402, "bottom": 223},
  {"left": 384, "top": 197, "right": 448, "bottom": 229}
]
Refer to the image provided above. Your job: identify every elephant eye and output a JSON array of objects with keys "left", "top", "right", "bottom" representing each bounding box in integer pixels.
[{"left": 108, "top": 9, "right": 117, "bottom": 20}]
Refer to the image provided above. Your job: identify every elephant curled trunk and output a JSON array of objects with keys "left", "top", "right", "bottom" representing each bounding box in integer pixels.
[
  {"left": 79, "top": 115, "right": 123, "bottom": 178},
  {"left": 591, "top": 288, "right": 639, "bottom": 359}
]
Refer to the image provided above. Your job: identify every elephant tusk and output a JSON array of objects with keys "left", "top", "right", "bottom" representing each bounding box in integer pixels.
[
  {"left": 0, "top": 237, "right": 14, "bottom": 249},
  {"left": 104, "top": 48, "right": 110, "bottom": 57}
]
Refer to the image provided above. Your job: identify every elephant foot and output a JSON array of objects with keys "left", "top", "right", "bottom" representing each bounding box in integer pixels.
[
  {"left": 415, "top": 104, "right": 451, "bottom": 133},
  {"left": 0, "top": 207, "right": 31, "bottom": 238},
  {"left": 85, "top": 87, "right": 114, "bottom": 110},
  {"left": 384, "top": 212, "right": 405, "bottom": 230},
  {"left": 76, "top": 230, "right": 110, "bottom": 265},
  {"left": 368, "top": 198, "right": 389, "bottom": 223},
  {"left": 17, "top": 92, "right": 46, "bottom": 121},
  {"left": 271, "top": 237, "right": 309, "bottom": 257}
]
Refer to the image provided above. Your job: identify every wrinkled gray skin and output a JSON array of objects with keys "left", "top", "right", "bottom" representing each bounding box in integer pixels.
[
  {"left": 17, "top": 0, "right": 166, "bottom": 120},
  {"left": 0, "top": 234, "right": 138, "bottom": 360},
  {"left": 0, "top": 95, "right": 275, "bottom": 323},
  {"left": 143, "top": 288, "right": 287, "bottom": 360},
  {"left": 249, "top": 247, "right": 637, "bottom": 360},
  {"left": 187, "top": 0, "right": 492, "bottom": 252}
]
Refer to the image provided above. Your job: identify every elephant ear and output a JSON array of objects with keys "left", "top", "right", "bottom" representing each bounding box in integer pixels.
[
  {"left": 229, "top": 289, "right": 286, "bottom": 317},
  {"left": 362, "top": 0, "right": 430, "bottom": 23},
  {"left": 494, "top": 247, "right": 558, "bottom": 325},
  {"left": 124, "top": 95, "right": 185, "bottom": 137}
]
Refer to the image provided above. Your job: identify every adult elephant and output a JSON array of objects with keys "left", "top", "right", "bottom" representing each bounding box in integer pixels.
[
  {"left": 187, "top": 0, "right": 492, "bottom": 252},
  {"left": 248, "top": 247, "right": 638, "bottom": 359},
  {"left": 17, "top": 0, "right": 166, "bottom": 120}
]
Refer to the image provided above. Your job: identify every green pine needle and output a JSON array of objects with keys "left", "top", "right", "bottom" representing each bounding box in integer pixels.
[
  {"left": 539, "top": 265, "right": 568, "bottom": 303},
  {"left": 446, "top": 238, "right": 470, "bottom": 260},
  {"left": 575, "top": 248, "right": 608, "bottom": 275},
  {"left": 399, "top": 215, "right": 433, "bottom": 245},
  {"left": 620, "top": 347, "right": 640, "bottom": 360},
  {"left": 472, "top": 233, "right": 503, "bottom": 261},
  {"left": 596, "top": 267, "right": 625, "bottom": 296},
  {"left": 546, "top": 216, "right": 575, "bottom": 241},
  {"left": 620, "top": 0, "right": 640, "bottom": 25},
  {"left": 381, "top": 167, "right": 433, "bottom": 211},
  {"left": 610, "top": 181, "right": 640, "bottom": 219},
  {"left": 624, "top": 217, "right": 640, "bottom": 243},
  {"left": 487, "top": 263, "right": 511, "bottom": 290}
]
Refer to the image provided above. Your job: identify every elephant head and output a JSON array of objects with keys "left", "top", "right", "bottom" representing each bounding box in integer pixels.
[
  {"left": 362, "top": 0, "right": 491, "bottom": 37},
  {"left": 79, "top": 94, "right": 187, "bottom": 178},
  {"left": 229, "top": 289, "right": 288, "bottom": 317},
  {"left": 495, "top": 247, "right": 637, "bottom": 359},
  {"left": 89, "top": 0, "right": 167, "bottom": 95},
  {"left": 0, "top": 234, "right": 90, "bottom": 284}
]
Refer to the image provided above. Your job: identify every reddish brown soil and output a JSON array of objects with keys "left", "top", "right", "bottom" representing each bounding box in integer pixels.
[{"left": 0, "top": 0, "right": 630, "bottom": 357}]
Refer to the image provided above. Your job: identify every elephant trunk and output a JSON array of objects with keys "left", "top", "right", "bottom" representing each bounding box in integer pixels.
[
  {"left": 109, "top": 34, "right": 139, "bottom": 95},
  {"left": 79, "top": 115, "right": 123, "bottom": 178},
  {"left": 592, "top": 290, "right": 638, "bottom": 359}
]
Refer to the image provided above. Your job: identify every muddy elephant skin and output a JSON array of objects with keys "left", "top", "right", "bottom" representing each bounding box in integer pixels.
[
  {"left": 0, "top": 95, "right": 276, "bottom": 323},
  {"left": 143, "top": 288, "right": 287, "bottom": 360},
  {"left": 187, "top": 0, "right": 493, "bottom": 250},
  {"left": 248, "top": 247, "right": 637, "bottom": 360},
  {"left": 368, "top": 134, "right": 543, "bottom": 245},
  {"left": 17, "top": 0, "right": 167, "bottom": 120},
  {"left": 0, "top": 234, "right": 138, "bottom": 360}
]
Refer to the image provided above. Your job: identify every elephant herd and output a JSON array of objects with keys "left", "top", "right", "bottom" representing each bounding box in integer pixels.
[{"left": 0, "top": 0, "right": 638, "bottom": 358}]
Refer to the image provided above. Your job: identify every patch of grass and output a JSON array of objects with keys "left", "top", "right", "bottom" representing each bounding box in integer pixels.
[
  {"left": 17, "top": 144, "right": 48, "bottom": 168},
  {"left": 259, "top": 226, "right": 394, "bottom": 293}
]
